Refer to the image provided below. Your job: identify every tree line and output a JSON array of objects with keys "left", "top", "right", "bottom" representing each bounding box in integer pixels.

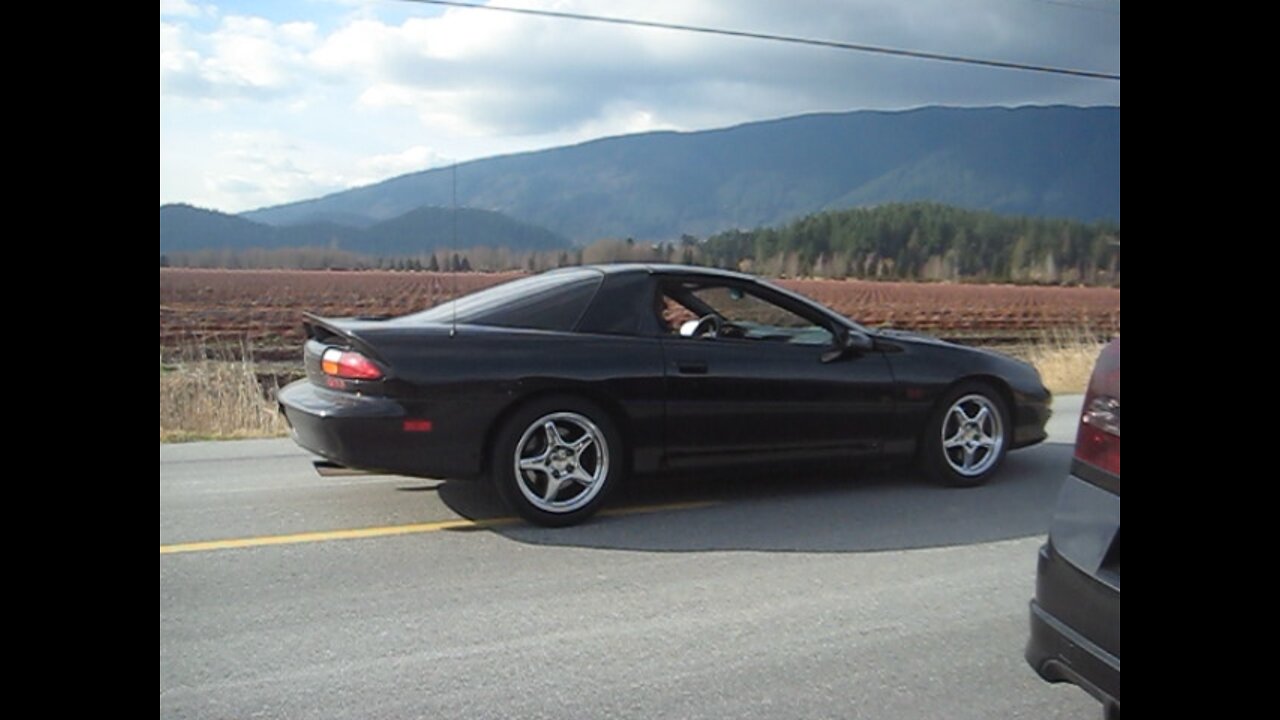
[
  {"left": 699, "top": 203, "right": 1119, "bottom": 285},
  {"left": 162, "top": 246, "right": 585, "bottom": 273},
  {"left": 161, "top": 202, "right": 1119, "bottom": 286}
]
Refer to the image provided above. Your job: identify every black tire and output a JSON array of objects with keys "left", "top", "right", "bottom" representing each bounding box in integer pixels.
[
  {"left": 919, "top": 381, "right": 1011, "bottom": 487},
  {"left": 491, "top": 396, "right": 623, "bottom": 526}
]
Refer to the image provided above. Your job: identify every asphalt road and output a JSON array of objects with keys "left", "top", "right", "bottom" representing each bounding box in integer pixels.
[{"left": 160, "top": 396, "right": 1099, "bottom": 720}]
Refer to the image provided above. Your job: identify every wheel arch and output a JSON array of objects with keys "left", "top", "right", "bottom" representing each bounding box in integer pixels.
[
  {"left": 954, "top": 374, "right": 1014, "bottom": 412},
  {"left": 925, "top": 374, "right": 1015, "bottom": 429}
]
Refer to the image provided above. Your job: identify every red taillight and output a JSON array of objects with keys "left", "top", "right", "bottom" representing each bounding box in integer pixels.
[
  {"left": 320, "top": 348, "right": 383, "bottom": 380},
  {"left": 1075, "top": 339, "right": 1120, "bottom": 476}
]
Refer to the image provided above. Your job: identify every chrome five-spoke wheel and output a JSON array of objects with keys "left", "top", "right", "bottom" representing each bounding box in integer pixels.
[
  {"left": 920, "top": 382, "right": 1010, "bottom": 487},
  {"left": 492, "top": 397, "right": 622, "bottom": 526},
  {"left": 514, "top": 412, "right": 610, "bottom": 514},
  {"left": 940, "top": 393, "right": 1004, "bottom": 477}
]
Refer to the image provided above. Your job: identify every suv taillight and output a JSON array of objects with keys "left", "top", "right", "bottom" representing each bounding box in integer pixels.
[
  {"left": 321, "top": 348, "right": 383, "bottom": 380},
  {"left": 1075, "top": 339, "right": 1120, "bottom": 477}
]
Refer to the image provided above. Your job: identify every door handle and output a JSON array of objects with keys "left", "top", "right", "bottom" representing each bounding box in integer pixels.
[{"left": 676, "top": 361, "right": 708, "bottom": 375}]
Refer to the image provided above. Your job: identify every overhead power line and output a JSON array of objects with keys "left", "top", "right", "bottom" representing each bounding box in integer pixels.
[
  {"left": 1026, "top": 0, "right": 1122, "bottom": 16},
  {"left": 402, "top": 0, "right": 1120, "bottom": 82}
]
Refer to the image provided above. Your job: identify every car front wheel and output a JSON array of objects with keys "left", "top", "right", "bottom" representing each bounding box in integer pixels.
[
  {"left": 492, "top": 397, "right": 621, "bottom": 526},
  {"left": 920, "top": 383, "right": 1010, "bottom": 487}
]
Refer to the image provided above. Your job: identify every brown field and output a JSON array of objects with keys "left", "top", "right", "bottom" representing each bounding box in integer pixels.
[
  {"left": 159, "top": 268, "right": 1120, "bottom": 360},
  {"left": 783, "top": 278, "right": 1121, "bottom": 337}
]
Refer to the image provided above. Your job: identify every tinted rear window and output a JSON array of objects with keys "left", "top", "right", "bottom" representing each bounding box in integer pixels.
[{"left": 391, "top": 269, "right": 603, "bottom": 332}]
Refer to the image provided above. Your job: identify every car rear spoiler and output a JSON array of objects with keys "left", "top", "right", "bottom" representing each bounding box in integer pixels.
[{"left": 302, "top": 313, "right": 386, "bottom": 361}]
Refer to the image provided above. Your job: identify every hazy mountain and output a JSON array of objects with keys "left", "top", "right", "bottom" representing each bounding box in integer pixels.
[
  {"left": 159, "top": 204, "right": 278, "bottom": 252},
  {"left": 159, "top": 204, "right": 568, "bottom": 255},
  {"left": 241, "top": 105, "right": 1120, "bottom": 242}
]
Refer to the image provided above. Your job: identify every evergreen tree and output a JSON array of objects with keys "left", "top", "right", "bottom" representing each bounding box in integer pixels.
[{"left": 700, "top": 202, "right": 1118, "bottom": 285}]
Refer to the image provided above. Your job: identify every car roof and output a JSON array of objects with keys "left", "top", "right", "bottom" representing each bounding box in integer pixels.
[{"left": 583, "top": 263, "right": 758, "bottom": 282}]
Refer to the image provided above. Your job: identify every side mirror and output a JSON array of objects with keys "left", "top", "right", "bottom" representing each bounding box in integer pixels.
[
  {"left": 679, "top": 319, "right": 700, "bottom": 337},
  {"left": 821, "top": 329, "right": 873, "bottom": 363}
]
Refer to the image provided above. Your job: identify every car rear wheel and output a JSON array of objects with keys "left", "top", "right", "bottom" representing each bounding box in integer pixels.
[
  {"left": 492, "top": 397, "right": 621, "bottom": 526},
  {"left": 920, "top": 382, "right": 1010, "bottom": 487}
]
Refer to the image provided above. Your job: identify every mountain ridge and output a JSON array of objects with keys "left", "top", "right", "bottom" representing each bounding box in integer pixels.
[
  {"left": 239, "top": 105, "right": 1120, "bottom": 241},
  {"left": 159, "top": 203, "right": 569, "bottom": 255}
]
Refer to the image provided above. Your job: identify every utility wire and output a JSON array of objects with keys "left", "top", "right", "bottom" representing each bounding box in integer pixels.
[
  {"left": 1026, "top": 0, "right": 1121, "bottom": 16},
  {"left": 401, "top": 0, "right": 1119, "bottom": 81}
]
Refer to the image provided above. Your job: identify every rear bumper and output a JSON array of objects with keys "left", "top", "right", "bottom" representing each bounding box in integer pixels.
[
  {"left": 278, "top": 380, "right": 481, "bottom": 479},
  {"left": 1026, "top": 542, "right": 1121, "bottom": 713}
]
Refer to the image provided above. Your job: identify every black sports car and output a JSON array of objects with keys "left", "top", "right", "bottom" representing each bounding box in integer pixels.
[{"left": 280, "top": 264, "right": 1051, "bottom": 526}]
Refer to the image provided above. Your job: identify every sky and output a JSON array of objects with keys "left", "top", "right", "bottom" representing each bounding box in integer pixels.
[{"left": 159, "top": 0, "right": 1120, "bottom": 213}]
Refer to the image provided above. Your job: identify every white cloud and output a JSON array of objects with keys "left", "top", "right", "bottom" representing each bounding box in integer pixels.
[
  {"left": 354, "top": 145, "right": 452, "bottom": 184},
  {"left": 160, "top": 14, "right": 318, "bottom": 101},
  {"left": 167, "top": 132, "right": 450, "bottom": 211},
  {"left": 320, "top": 1, "right": 1115, "bottom": 135},
  {"left": 160, "top": 22, "right": 201, "bottom": 88},
  {"left": 199, "top": 130, "right": 351, "bottom": 208},
  {"left": 159, "top": 0, "right": 201, "bottom": 17}
]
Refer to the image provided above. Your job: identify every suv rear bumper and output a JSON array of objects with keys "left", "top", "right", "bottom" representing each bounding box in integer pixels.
[{"left": 1026, "top": 542, "right": 1120, "bottom": 714}]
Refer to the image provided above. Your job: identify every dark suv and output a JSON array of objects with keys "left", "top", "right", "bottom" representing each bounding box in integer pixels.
[{"left": 1026, "top": 338, "right": 1120, "bottom": 718}]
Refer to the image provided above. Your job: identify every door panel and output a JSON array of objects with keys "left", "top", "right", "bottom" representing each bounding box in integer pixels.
[{"left": 662, "top": 336, "right": 895, "bottom": 466}]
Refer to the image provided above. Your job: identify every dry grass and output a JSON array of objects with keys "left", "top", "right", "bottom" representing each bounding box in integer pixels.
[
  {"left": 160, "top": 350, "right": 287, "bottom": 442},
  {"left": 1006, "top": 329, "right": 1110, "bottom": 395}
]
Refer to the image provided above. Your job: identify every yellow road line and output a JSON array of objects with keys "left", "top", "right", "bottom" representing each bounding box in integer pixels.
[{"left": 159, "top": 500, "right": 718, "bottom": 555}]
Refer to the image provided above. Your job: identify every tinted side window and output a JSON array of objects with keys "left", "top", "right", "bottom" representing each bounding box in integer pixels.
[
  {"left": 392, "top": 269, "right": 603, "bottom": 331},
  {"left": 472, "top": 274, "right": 602, "bottom": 331},
  {"left": 576, "top": 271, "right": 661, "bottom": 336}
]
